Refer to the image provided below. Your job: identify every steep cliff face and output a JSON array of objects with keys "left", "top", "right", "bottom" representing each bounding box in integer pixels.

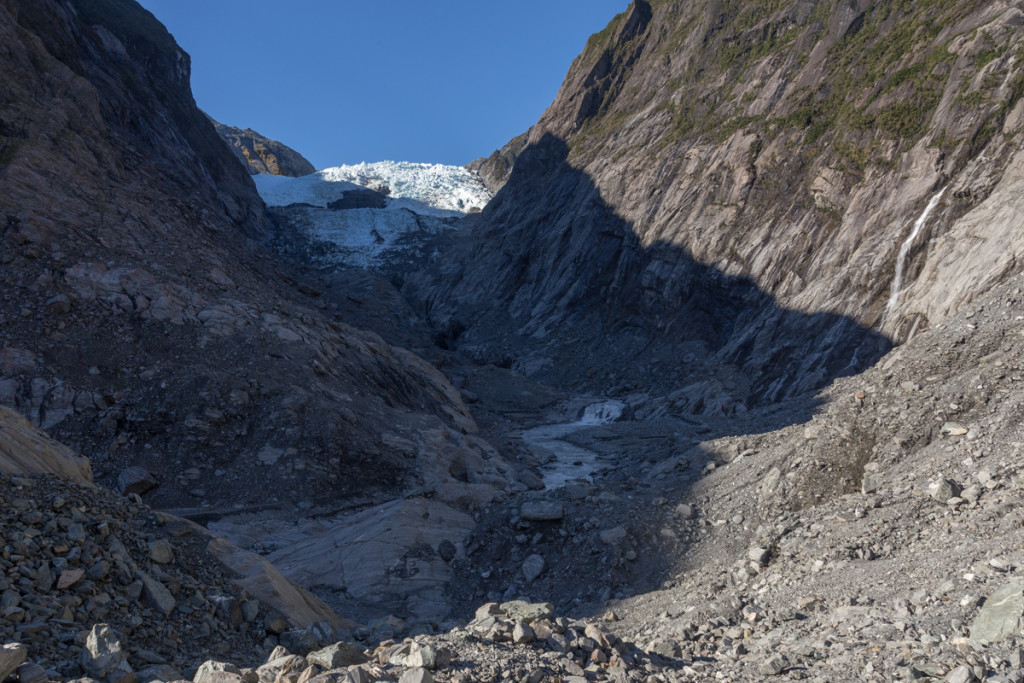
[
  {"left": 211, "top": 117, "right": 316, "bottom": 177},
  {"left": 413, "top": 0, "right": 1024, "bottom": 411},
  {"left": 0, "top": 0, "right": 511, "bottom": 509}
]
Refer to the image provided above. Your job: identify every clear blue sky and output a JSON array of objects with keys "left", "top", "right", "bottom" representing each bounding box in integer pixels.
[{"left": 136, "top": 1, "right": 629, "bottom": 169}]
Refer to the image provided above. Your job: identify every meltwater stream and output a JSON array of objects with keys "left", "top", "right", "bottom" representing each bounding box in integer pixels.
[{"left": 521, "top": 401, "right": 625, "bottom": 489}]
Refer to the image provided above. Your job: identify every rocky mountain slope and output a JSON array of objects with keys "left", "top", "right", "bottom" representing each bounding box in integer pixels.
[
  {"left": 414, "top": 0, "right": 1024, "bottom": 415},
  {"left": 210, "top": 118, "right": 316, "bottom": 177}
]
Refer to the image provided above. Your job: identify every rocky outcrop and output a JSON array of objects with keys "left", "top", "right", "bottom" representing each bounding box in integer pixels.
[
  {"left": 0, "top": 406, "right": 92, "bottom": 482},
  {"left": 411, "top": 0, "right": 1024, "bottom": 411},
  {"left": 466, "top": 130, "right": 530, "bottom": 193},
  {"left": 211, "top": 117, "right": 316, "bottom": 177}
]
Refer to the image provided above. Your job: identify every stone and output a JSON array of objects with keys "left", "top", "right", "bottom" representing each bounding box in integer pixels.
[
  {"left": 404, "top": 646, "right": 447, "bottom": 670},
  {"left": 474, "top": 603, "right": 503, "bottom": 621},
  {"left": 17, "top": 662, "right": 48, "bottom": 683},
  {"left": 56, "top": 568, "right": 85, "bottom": 590},
  {"left": 946, "top": 665, "right": 975, "bottom": 683},
  {"left": 148, "top": 540, "right": 174, "bottom": 565},
  {"left": 520, "top": 502, "right": 564, "bottom": 521},
  {"left": 675, "top": 504, "right": 696, "bottom": 519},
  {"left": 279, "top": 629, "right": 319, "bottom": 656},
  {"left": 210, "top": 596, "right": 243, "bottom": 629},
  {"left": 81, "top": 624, "right": 133, "bottom": 680},
  {"left": 194, "top": 660, "right": 241, "bottom": 683},
  {"left": 398, "top": 669, "right": 433, "bottom": 683},
  {"left": 512, "top": 621, "right": 535, "bottom": 644},
  {"left": 522, "top": 554, "right": 545, "bottom": 582},
  {"left": 500, "top": 600, "right": 554, "bottom": 623},
  {"left": 971, "top": 581, "right": 1024, "bottom": 644},
  {"left": 0, "top": 643, "right": 28, "bottom": 682},
  {"left": 929, "top": 478, "right": 962, "bottom": 503},
  {"left": 306, "top": 643, "right": 368, "bottom": 669},
  {"left": 117, "top": 467, "right": 157, "bottom": 496},
  {"left": 44, "top": 294, "right": 71, "bottom": 315},
  {"left": 599, "top": 526, "right": 627, "bottom": 545},
  {"left": 758, "top": 654, "right": 791, "bottom": 676},
  {"left": 136, "top": 571, "right": 175, "bottom": 617},
  {"left": 862, "top": 473, "right": 881, "bottom": 494},
  {"left": 748, "top": 548, "right": 770, "bottom": 565}
]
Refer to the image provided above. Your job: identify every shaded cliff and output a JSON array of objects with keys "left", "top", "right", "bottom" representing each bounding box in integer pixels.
[
  {"left": 211, "top": 117, "right": 316, "bottom": 177},
  {"left": 0, "top": 0, "right": 512, "bottom": 510},
  {"left": 411, "top": 0, "right": 1024, "bottom": 411}
]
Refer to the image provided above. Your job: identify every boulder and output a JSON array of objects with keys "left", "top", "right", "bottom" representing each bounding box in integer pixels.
[
  {"left": 971, "top": 581, "right": 1024, "bottom": 643},
  {"left": 117, "top": 467, "right": 157, "bottom": 496}
]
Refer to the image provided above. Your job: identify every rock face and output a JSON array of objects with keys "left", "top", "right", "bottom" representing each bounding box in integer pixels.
[
  {"left": 414, "top": 0, "right": 1024, "bottom": 412},
  {"left": 0, "top": 0, "right": 510, "bottom": 511},
  {"left": 210, "top": 117, "right": 316, "bottom": 177},
  {"left": 0, "top": 406, "right": 92, "bottom": 483}
]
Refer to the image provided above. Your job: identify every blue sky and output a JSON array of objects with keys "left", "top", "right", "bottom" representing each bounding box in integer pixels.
[{"left": 137, "top": 1, "right": 629, "bottom": 169}]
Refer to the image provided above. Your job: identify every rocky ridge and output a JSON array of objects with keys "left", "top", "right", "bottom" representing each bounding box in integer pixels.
[{"left": 210, "top": 118, "right": 316, "bottom": 178}]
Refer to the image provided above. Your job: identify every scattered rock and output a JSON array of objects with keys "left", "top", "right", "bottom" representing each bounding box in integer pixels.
[
  {"left": 522, "top": 554, "right": 545, "bottom": 582},
  {"left": 520, "top": 502, "right": 564, "bottom": 521}
]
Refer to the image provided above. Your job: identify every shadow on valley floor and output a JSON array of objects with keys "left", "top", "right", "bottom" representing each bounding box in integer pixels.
[{"left": 401, "top": 133, "right": 897, "bottom": 623}]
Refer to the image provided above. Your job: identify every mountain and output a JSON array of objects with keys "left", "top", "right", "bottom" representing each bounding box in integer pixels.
[
  {"left": 0, "top": 0, "right": 514, "bottom": 529},
  {"left": 416, "top": 0, "right": 1024, "bottom": 416},
  {"left": 210, "top": 117, "right": 317, "bottom": 177}
]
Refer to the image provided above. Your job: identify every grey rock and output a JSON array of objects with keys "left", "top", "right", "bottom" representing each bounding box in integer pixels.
[
  {"left": 500, "top": 600, "right": 554, "bottom": 623},
  {"left": 0, "top": 643, "right": 28, "bottom": 682},
  {"left": 147, "top": 540, "right": 174, "bottom": 565},
  {"left": 404, "top": 646, "right": 448, "bottom": 671},
  {"left": 946, "top": 665, "right": 976, "bottom": 683},
  {"left": 474, "top": 603, "right": 503, "bottom": 621},
  {"left": 758, "top": 654, "right": 792, "bottom": 675},
  {"left": 210, "top": 596, "right": 242, "bottom": 629},
  {"left": 306, "top": 643, "right": 367, "bottom": 669},
  {"left": 398, "top": 669, "right": 433, "bottom": 683},
  {"left": 522, "top": 554, "right": 546, "bottom": 582},
  {"left": 136, "top": 571, "right": 175, "bottom": 617},
  {"left": 929, "top": 479, "right": 962, "bottom": 503},
  {"left": 520, "top": 501, "right": 564, "bottom": 521},
  {"left": 81, "top": 624, "right": 132, "bottom": 680},
  {"left": 674, "top": 504, "right": 696, "bottom": 519},
  {"left": 862, "top": 472, "right": 882, "bottom": 494},
  {"left": 279, "top": 629, "right": 319, "bottom": 656},
  {"left": 599, "top": 526, "right": 627, "bottom": 545},
  {"left": 971, "top": 581, "right": 1024, "bottom": 643},
  {"left": 513, "top": 621, "right": 535, "bottom": 644},
  {"left": 17, "top": 662, "right": 49, "bottom": 683},
  {"left": 117, "top": 467, "right": 157, "bottom": 496},
  {"left": 193, "top": 661, "right": 240, "bottom": 683},
  {"left": 137, "top": 664, "right": 184, "bottom": 683},
  {"left": 44, "top": 294, "right": 71, "bottom": 315}
]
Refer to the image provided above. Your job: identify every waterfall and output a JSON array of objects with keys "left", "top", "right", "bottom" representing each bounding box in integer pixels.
[{"left": 884, "top": 189, "right": 945, "bottom": 321}]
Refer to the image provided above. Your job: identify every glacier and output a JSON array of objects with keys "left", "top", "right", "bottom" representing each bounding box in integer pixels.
[{"left": 254, "top": 161, "right": 492, "bottom": 268}]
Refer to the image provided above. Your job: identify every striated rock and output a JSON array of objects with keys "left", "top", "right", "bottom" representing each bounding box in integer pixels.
[{"left": 0, "top": 407, "right": 92, "bottom": 483}]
